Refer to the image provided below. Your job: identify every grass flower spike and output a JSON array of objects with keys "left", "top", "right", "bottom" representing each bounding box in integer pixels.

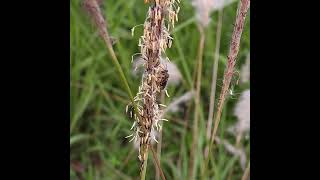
[{"left": 127, "top": 0, "right": 180, "bottom": 179}]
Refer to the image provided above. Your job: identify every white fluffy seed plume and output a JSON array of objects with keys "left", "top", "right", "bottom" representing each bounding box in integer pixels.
[
  {"left": 229, "top": 89, "right": 250, "bottom": 135},
  {"left": 240, "top": 53, "right": 250, "bottom": 84},
  {"left": 192, "top": 0, "right": 237, "bottom": 27}
]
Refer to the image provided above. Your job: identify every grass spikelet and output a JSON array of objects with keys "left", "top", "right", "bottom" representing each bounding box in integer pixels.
[
  {"left": 202, "top": 0, "right": 250, "bottom": 178},
  {"left": 127, "top": 0, "right": 181, "bottom": 179},
  {"left": 81, "top": 0, "right": 140, "bottom": 127}
]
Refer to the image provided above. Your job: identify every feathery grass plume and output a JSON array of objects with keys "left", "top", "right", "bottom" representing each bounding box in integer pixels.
[
  {"left": 192, "top": 0, "right": 214, "bottom": 27},
  {"left": 82, "top": 0, "right": 112, "bottom": 56},
  {"left": 192, "top": 0, "right": 236, "bottom": 27},
  {"left": 210, "top": 0, "right": 250, "bottom": 147},
  {"left": 231, "top": 89, "right": 250, "bottom": 136},
  {"left": 192, "top": 0, "right": 237, "bottom": 150},
  {"left": 215, "top": 137, "right": 247, "bottom": 170},
  {"left": 202, "top": 0, "right": 250, "bottom": 178},
  {"left": 192, "top": 0, "right": 237, "bottom": 161},
  {"left": 240, "top": 53, "right": 250, "bottom": 84},
  {"left": 189, "top": 0, "right": 236, "bottom": 177},
  {"left": 224, "top": 89, "right": 250, "bottom": 178},
  {"left": 225, "top": 89, "right": 250, "bottom": 179},
  {"left": 163, "top": 91, "right": 194, "bottom": 113},
  {"left": 127, "top": 0, "right": 180, "bottom": 179}
]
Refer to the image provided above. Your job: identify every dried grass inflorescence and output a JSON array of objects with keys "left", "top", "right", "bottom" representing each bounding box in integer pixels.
[
  {"left": 209, "top": 0, "right": 250, "bottom": 147},
  {"left": 126, "top": 0, "right": 180, "bottom": 173},
  {"left": 203, "top": 0, "right": 250, "bottom": 176}
]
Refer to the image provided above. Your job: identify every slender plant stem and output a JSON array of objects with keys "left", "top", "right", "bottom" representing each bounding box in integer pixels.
[
  {"left": 206, "top": 9, "right": 223, "bottom": 147},
  {"left": 202, "top": 0, "right": 250, "bottom": 178},
  {"left": 82, "top": 0, "right": 140, "bottom": 125},
  {"left": 155, "top": 130, "right": 163, "bottom": 180},
  {"left": 189, "top": 25, "right": 205, "bottom": 180},
  {"left": 177, "top": 99, "right": 192, "bottom": 176},
  {"left": 151, "top": 145, "right": 167, "bottom": 180},
  {"left": 156, "top": 93, "right": 165, "bottom": 180},
  {"left": 140, "top": 144, "right": 149, "bottom": 180},
  {"left": 241, "top": 162, "right": 250, "bottom": 180},
  {"left": 202, "top": 9, "right": 224, "bottom": 178},
  {"left": 100, "top": 23, "right": 139, "bottom": 120}
]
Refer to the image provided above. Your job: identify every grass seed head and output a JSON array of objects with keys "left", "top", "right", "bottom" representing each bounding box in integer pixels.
[{"left": 127, "top": 0, "right": 181, "bottom": 173}]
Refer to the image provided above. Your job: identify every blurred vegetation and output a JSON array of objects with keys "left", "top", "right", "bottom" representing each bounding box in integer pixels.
[{"left": 70, "top": 0, "right": 250, "bottom": 179}]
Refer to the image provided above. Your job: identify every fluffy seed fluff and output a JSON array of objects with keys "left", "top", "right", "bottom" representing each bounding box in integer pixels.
[
  {"left": 192, "top": 0, "right": 237, "bottom": 27},
  {"left": 215, "top": 137, "right": 247, "bottom": 170},
  {"left": 240, "top": 53, "right": 250, "bottom": 84},
  {"left": 228, "top": 89, "right": 250, "bottom": 136}
]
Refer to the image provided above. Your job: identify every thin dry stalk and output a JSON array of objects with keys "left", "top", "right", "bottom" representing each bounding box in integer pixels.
[
  {"left": 155, "top": 130, "right": 163, "bottom": 180},
  {"left": 83, "top": 0, "right": 113, "bottom": 60},
  {"left": 177, "top": 99, "right": 192, "bottom": 172},
  {"left": 188, "top": 25, "right": 205, "bottom": 180},
  {"left": 81, "top": 0, "right": 140, "bottom": 123},
  {"left": 205, "top": 8, "right": 224, "bottom": 158},
  {"left": 155, "top": 93, "right": 165, "bottom": 180},
  {"left": 203, "top": 0, "right": 250, "bottom": 178},
  {"left": 151, "top": 145, "right": 167, "bottom": 180},
  {"left": 241, "top": 162, "right": 250, "bottom": 180}
]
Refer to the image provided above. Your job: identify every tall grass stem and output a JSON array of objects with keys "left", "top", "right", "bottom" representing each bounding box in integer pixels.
[
  {"left": 202, "top": 0, "right": 250, "bottom": 178},
  {"left": 189, "top": 25, "right": 205, "bottom": 180},
  {"left": 206, "top": 9, "right": 223, "bottom": 145}
]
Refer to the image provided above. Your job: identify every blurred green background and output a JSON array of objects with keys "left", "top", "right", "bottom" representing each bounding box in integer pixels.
[{"left": 70, "top": 0, "right": 250, "bottom": 179}]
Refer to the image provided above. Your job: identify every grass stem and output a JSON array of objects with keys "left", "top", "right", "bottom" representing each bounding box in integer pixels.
[
  {"left": 151, "top": 145, "right": 166, "bottom": 180},
  {"left": 189, "top": 25, "right": 205, "bottom": 180},
  {"left": 202, "top": 0, "right": 250, "bottom": 178},
  {"left": 140, "top": 145, "right": 149, "bottom": 180},
  {"left": 241, "top": 162, "right": 250, "bottom": 180},
  {"left": 82, "top": 0, "right": 140, "bottom": 124},
  {"left": 206, "top": 9, "right": 223, "bottom": 147}
]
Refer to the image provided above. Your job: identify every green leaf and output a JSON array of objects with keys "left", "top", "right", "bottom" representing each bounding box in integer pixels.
[{"left": 70, "top": 134, "right": 90, "bottom": 146}]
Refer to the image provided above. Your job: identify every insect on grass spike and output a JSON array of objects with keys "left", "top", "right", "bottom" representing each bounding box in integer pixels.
[{"left": 128, "top": 0, "right": 181, "bottom": 177}]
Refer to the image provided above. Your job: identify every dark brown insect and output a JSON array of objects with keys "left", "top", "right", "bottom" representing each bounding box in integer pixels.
[{"left": 157, "top": 68, "right": 169, "bottom": 90}]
